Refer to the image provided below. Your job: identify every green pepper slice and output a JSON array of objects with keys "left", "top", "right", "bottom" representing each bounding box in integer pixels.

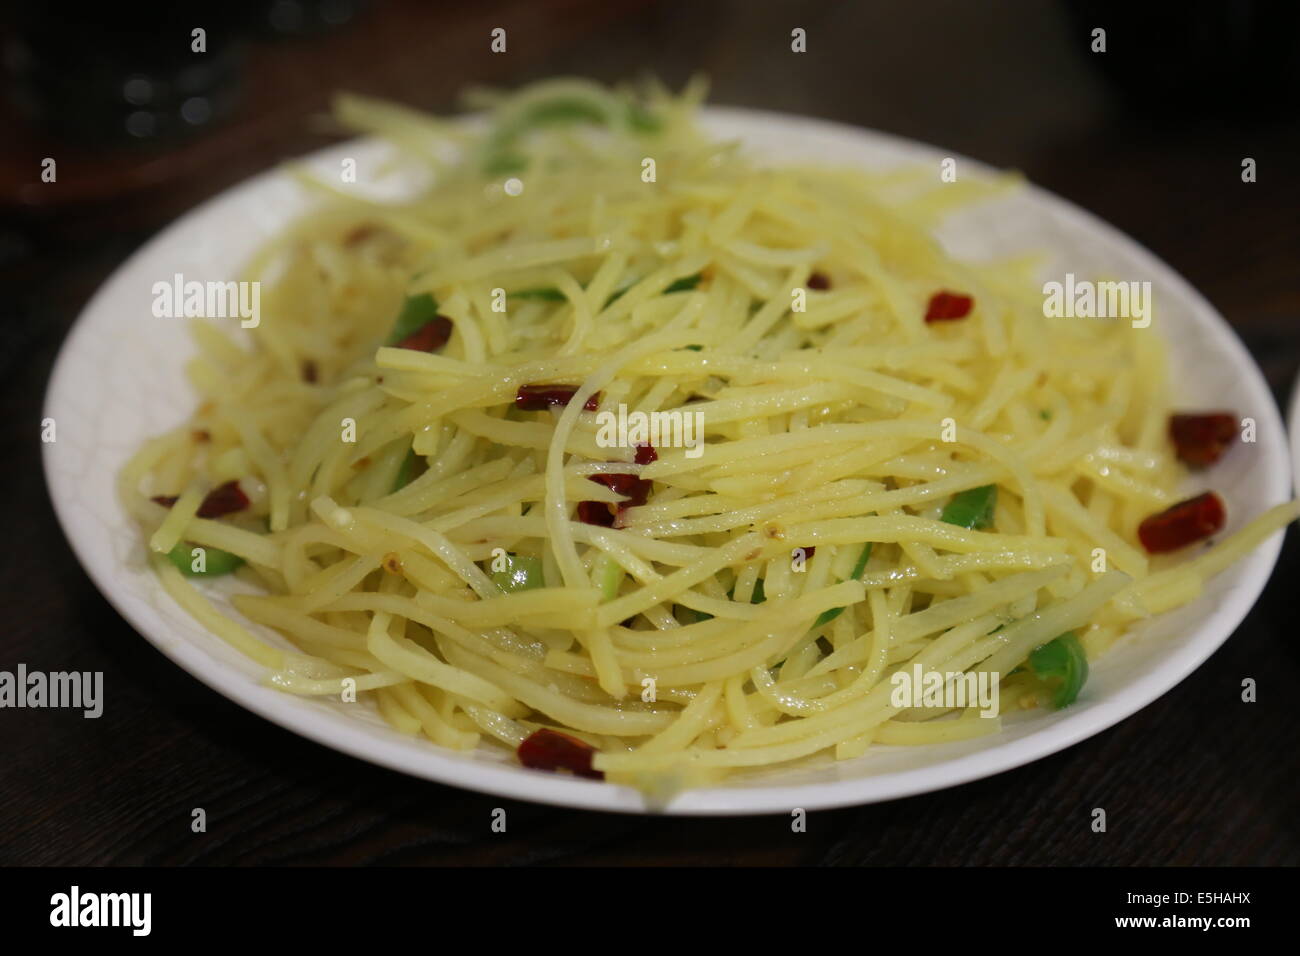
[
  {"left": 1028, "top": 631, "right": 1089, "bottom": 709},
  {"left": 941, "top": 484, "right": 997, "bottom": 530}
]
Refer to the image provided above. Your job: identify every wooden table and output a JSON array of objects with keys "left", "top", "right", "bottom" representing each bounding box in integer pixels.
[{"left": 3, "top": 0, "right": 1297, "bottom": 865}]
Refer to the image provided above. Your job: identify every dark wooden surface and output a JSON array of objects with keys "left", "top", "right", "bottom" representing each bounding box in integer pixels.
[{"left": 3, "top": 0, "right": 1298, "bottom": 866}]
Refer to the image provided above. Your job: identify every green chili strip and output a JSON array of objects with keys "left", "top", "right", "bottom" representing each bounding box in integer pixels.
[
  {"left": 384, "top": 293, "right": 439, "bottom": 346},
  {"left": 166, "top": 541, "right": 244, "bottom": 577},
  {"left": 510, "top": 287, "right": 568, "bottom": 302},
  {"left": 391, "top": 447, "right": 420, "bottom": 493},
  {"left": 814, "top": 542, "right": 874, "bottom": 628},
  {"left": 627, "top": 102, "right": 663, "bottom": 133},
  {"left": 481, "top": 93, "right": 662, "bottom": 174},
  {"left": 508, "top": 271, "right": 701, "bottom": 310},
  {"left": 688, "top": 575, "right": 766, "bottom": 623},
  {"left": 663, "top": 273, "right": 701, "bottom": 294},
  {"left": 1028, "top": 631, "right": 1089, "bottom": 709},
  {"left": 940, "top": 484, "right": 997, "bottom": 530},
  {"left": 593, "top": 554, "right": 625, "bottom": 603},
  {"left": 490, "top": 554, "right": 546, "bottom": 594}
]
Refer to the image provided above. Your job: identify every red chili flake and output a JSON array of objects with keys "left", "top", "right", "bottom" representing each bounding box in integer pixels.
[
  {"left": 151, "top": 480, "right": 250, "bottom": 519},
  {"left": 576, "top": 500, "right": 616, "bottom": 527},
  {"left": 517, "top": 728, "right": 604, "bottom": 779},
  {"left": 396, "top": 316, "right": 453, "bottom": 352},
  {"left": 924, "top": 290, "right": 974, "bottom": 322},
  {"left": 1170, "top": 412, "right": 1237, "bottom": 468},
  {"left": 1137, "top": 492, "right": 1226, "bottom": 554},
  {"left": 302, "top": 359, "right": 318, "bottom": 383},
  {"left": 801, "top": 546, "right": 816, "bottom": 559},
  {"left": 197, "top": 480, "right": 250, "bottom": 518},
  {"left": 634, "top": 442, "right": 658, "bottom": 466},
  {"left": 807, "top": 272, "right": 831, "bottom": 291},
  {"left": 515, "top": 384, "right": 600, "bottom": 411},
  {"left": 589, "top": 473, "right": 653, "bottom": 508}
]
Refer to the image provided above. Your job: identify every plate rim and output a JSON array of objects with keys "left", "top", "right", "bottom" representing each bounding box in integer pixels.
[{"left": 42, "top": 105, "right": 1291, "bottom": 815}]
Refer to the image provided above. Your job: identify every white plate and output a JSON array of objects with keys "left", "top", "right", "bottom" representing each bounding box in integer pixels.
[
  {"left": 1288, "top": 373, "right": 1300, "bottom": 496},
  {"left": 43, "top": 108, "right": 1291, "bottom": 814}
]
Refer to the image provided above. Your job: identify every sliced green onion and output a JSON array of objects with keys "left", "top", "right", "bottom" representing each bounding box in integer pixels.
[
  {"left": 941, "top": 484, "right": 997, "bottom": 530},
  {"left": 490, "top": 553, "right": 546, "bottom": 594},
  {"left": 166, "top": 541, "right": 244, "bottom": 577},
  {"left": 814, "top": 542, "right": 873, "bottom": 628},
  {"left": 385, "top": 293, "right": 439, "bottom": 346},
  {"left": 1028, "top": 631, "right": 1089, "bottom": 709}
]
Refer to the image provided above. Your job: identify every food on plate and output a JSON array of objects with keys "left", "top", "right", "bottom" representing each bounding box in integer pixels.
[{"left": 120, "top": 78, "right": 1298, "bottom": 790}]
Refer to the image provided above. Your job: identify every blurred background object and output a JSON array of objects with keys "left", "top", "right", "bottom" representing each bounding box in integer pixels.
[
  {"left": 1065, "top": 0, "right": 1300, "bottom": 118},
  {"left": 6, "top": 4, "right": 250, "bottom": 147}
]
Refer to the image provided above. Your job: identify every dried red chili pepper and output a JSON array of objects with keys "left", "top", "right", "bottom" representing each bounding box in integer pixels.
[
  {"left": 589, "top": 473, "right": 653, "bottom": 508},
  {"left": 517, "top": 728, "right": 604, "bottom": 779},
  {"left": 807, "top": 272, "right": 831, "bottom": 291},
  {"left": 576, "top": 500, "right": 616, "bottom": 527},
  {"left": 395, "top": 316, "right": 453, "bottom": 353},
  {"left": 924, "top": 290, "right": 974, "bottom": 322},
  {"left": 197, "top": 480, "right": 250, "bottom": 518},
  {"left": 515, "top": 384, "right": 600, "bottom": 411},
  {"left": 577, "top": 444, "right": 657, "bottom": 526},
  {"left": 801, "top": 546, "right": 816, "bottom": 559},
  {"left": 152, "top": 480, "right": 249, "bottom": 518},
  {"left": 1137, "top": 491, "right": 1226, "bottom": 554},
  {"left": 1170, "top": 412, "right": 1237, "bottom": 467}
]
